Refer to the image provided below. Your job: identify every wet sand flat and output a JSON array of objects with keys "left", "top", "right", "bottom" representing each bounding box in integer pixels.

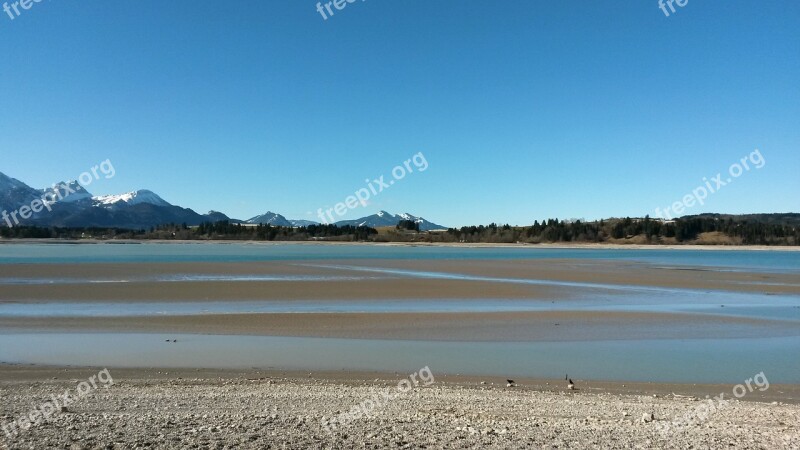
[
  {"left": 1, "top": 259, "right": 800, "bottom": 304},
  {"left": 0, "top": 277, "right": 560, "bottom": 302},
  {"left": 350, "top": 258, "right": 800, "bottom": 294},
  {"left": 1, "top": 258, "right": 798, "bottom": 342},
  {"left": 0, "top": 311, "right": 797, "bottom": 341}
]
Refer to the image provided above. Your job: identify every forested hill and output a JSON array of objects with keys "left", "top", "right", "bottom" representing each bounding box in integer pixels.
[{"left": 447, "top": 214, "right": 800, "bottom": 246}]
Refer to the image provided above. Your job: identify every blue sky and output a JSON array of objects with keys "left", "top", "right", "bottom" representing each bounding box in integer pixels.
[{"left": 1, "top": 1, "right": 798, "bottom": 227}]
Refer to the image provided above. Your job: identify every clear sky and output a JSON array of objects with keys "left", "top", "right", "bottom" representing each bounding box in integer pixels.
[{"left": 1, "top": 0, "right": 798, "bottom": 227}]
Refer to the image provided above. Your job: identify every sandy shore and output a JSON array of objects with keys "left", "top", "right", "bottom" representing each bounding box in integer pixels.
[{"left": 0, "top": 366, "right": 798, "bottom": 449}]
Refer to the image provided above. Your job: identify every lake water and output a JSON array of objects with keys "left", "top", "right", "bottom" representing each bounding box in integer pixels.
[
  {"left": 0, "top": 332, "right": 797, "bottom": 383},
  {"left": 1, "top": 243, "right": 799, "bottom": 383},
  {"left": 0, "top": 243, "right": 799, "bottom": 272}
]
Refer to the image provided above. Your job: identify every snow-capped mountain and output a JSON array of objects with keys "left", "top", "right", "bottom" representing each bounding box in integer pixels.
[
  {"left": 93, "top": 189, "right": 171, "bottom": 207},
  {"left": 245, "top": 211, "right": 293, "bottom": 227},
  {"left": 1, "top": 170, "right": 446, "bottom": 231},
  {"left": 396, "top": 212, "right": 447, "bottom": 231},
  {"left": 336, "top": 210, "right": 399, "bottom": 228},
  {"left": 336, "top": 211, "right": 445, "bottom": 231},
  {"left": 42, "top": 181, "right": 93, "bottom": 204},
  {"left": 0, "top": 171, "right": 227, "bottom": 229}
]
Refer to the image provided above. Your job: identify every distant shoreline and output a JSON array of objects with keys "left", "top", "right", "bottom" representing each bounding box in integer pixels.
[{"left": 1, "top": 238, "right": 800, "bottom": 251}]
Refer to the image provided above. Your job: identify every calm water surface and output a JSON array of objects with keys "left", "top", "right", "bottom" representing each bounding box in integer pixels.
[
  {"left": 1, "top": 243, "right": 799, "bottom": 382},
  {"left": 1, "top": 243, "right": 799, "bottom": 272},
  {"left": 0, "top": 333, "right": 798, "bottom": 383}
]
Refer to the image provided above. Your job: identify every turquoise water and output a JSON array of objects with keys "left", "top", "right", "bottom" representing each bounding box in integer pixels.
[{"left": 0, "top": 243, "right": 799, "bottom": 272}]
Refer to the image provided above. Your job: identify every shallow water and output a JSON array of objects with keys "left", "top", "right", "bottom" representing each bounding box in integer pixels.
[
  {"left": 1, "top": 243, "right": 799, "bottom": 272},
  {"left": 1, "top": 332, "right": 798, "bottom": 383},
  {"left": 1, "top": 290, "right": 798, "bottom": 323}
]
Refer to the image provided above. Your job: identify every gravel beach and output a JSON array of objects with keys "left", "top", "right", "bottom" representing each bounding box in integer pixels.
[{"left": 1, "top": 368, "right": 798, "bottom": 449}]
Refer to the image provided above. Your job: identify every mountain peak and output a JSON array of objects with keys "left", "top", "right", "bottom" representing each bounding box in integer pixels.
[
  {"left": 93, "top": 189, "right": 171, "bottom": 207},
  {"left": 43, "top": 181, "right": 93, "bottom": 203},
  {"left": 246, "top": 211, "right": 291, "bottom": 226}
]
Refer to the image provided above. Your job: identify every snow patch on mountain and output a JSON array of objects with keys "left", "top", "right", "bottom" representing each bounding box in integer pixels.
[
  {"left": 93, "top": 190, "right": 171, "bottom": 207},
  {"left": 42, "top": 181, "right": 93, "bottom": 204}
]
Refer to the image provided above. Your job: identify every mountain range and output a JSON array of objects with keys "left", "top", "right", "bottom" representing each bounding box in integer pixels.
[
  {"left": 0, "top": 172, "right": 446, "bottom": 230},
  {"left": 334, "top": 211, "right": 444, "bottom": 231},
  {"left": 243, "top": 210, "right": 443, "bottom": 231}
]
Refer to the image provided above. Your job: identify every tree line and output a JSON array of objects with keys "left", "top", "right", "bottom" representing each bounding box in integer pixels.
[
  {"left": 445, "top": 216, "right": 800, "bottom": 245},
  {"left": 0, "top": 222, "right": 377, "bottom": 242},
  {"left": 2, "top": 215, "right": 798, "bottom": 245}
]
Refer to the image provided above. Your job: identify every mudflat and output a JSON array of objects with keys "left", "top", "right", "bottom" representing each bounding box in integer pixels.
[
  {"left": 2, "top": 258, "right": 800, "bottom": 304},
  {"left": 1, "top": 311, "right": 798, "bottom": 341},
  {"left": 1, "top": 258, "right": 798, "bottom": 341}
]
